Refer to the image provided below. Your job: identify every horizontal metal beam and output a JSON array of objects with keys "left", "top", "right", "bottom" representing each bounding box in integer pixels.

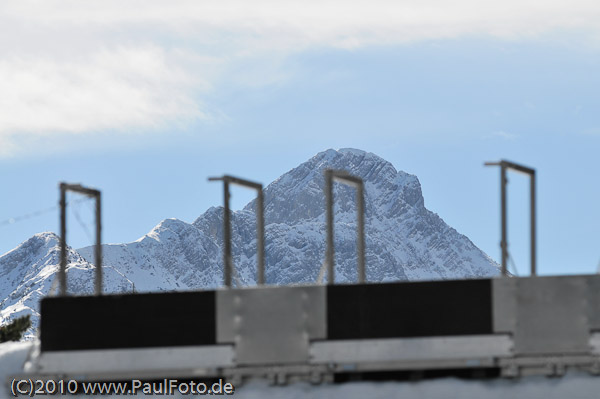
[
  {"left": 484, "top": 160, "right": 535, "bottom": 176},
  {"left": 331, "top": 171, "right": 363, "bottom": 188},
  {"left": 310, "top": 335, "right": 513, "bottom": 364},
  {"left": 208, "top": 175, "right": 262, "bottom": 190},
  {"left": 35, "top": 345, "right": 235, "bottom": 375},
  {"left": 60, "top": 183, "right": 101, "bottom": 198}
]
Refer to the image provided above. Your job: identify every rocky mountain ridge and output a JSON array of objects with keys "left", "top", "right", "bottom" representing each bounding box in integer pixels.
[{"left": 0, "top": 148, "right": 499, "bottom": 337}]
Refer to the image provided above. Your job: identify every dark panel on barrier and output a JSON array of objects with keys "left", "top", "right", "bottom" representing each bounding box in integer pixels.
[
  {"left": 41, "top": 291, "right": 215, "bottom": 352},
  {"left": 327, "top": 279, "right": 493, "bottom": 340}
]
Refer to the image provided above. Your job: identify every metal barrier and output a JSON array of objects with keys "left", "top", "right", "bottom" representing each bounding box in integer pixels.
[
  {"left": 208, "top": 175, "right": 265, "bottom": 287},
  {"left": 324, "top": 169, "right": 366, "bottom": 284},
  {"left": 58, "top": 183, "right": 102, "bottom": 296},
  {"left": 484, "top": 160, "right": 536, "bottom": 276}
]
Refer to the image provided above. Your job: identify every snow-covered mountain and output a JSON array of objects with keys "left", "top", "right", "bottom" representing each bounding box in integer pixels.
[
  {"left": 0, "top": 148, "right": 499, "bottom": 336},
  {"left": 0, "top": 233, "right": 134, "bottom": 338}
]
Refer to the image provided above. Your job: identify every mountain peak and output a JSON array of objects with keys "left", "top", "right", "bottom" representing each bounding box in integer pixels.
[
  {"left": 337, "top": 147, "right": 367, "bottom": 156},
  {"left": 311, "top": 148, "right": 393, "bottom": 171},
  {"left": 250, "top": 148, "right": 421, "bottom": 225},
  {"left": 1, "top": 232, "right": 60, "bottom": 261}
]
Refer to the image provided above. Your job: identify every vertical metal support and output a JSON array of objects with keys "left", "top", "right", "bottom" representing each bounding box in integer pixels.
[
  {"left": 500, "top": 165, "right": 508, "bottom": 276},
  {"left": 324, "top": 169, "right": 366, "bottom": 284},
  {"left": 59, "top": 184, "right": 67, "bottom": 296},
  {"left": 325, "top": 170, "right": 335, "bottom": 284},
  {"left": 485, "top": 160, "right": 536, "bottom": 276},
  {"left": 256, "top": 189, "right": 265, "bottom": 285},
  {"left": 356, "top": 182, "right": 366, "bottom": 283},
  {"left": 223, "top": 181, "right": 232, "bottom": 287},
  {"left": 530, "top": 170, "right": 536, "bottom": 276},
  {"left": 58, "top": 183, "right": 103, "bottom": 296},
  {"left": 209, "top": 175, "right": 265, "bottom": 287},
  {"left": 94, "top": 193, "right": 103, "bottom": 295}
]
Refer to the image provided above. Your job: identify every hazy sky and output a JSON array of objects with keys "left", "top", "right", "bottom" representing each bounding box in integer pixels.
[{"left": 1, "top": 1, "right": 599, "bottom": 276}]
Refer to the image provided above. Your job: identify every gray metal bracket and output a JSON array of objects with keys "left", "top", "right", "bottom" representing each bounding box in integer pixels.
[
  {"left": 324, "top": 169, "right": 366, "bottom": 284},
  {"left": 208, "top": 175, "right": 265, "bottom": 287},
  {"left": 58, "top": 183, "right": 102, "bottom": 296},
  {"left": 484, "top": 160, "right": 536, "bottom": 276}
]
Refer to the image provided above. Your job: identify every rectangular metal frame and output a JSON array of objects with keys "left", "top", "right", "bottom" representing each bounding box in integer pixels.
[
  {"left": 324, "top": 169, "right": 366, "bottom": 284},
  {"left": 484, "top": 160, "right": 536, "bottom": 276},
  {"left": 59, "top": 183, "right": 102, "bottom": 296},
  {"left": 208, "top": 175, "right": 265, "bottom": 287}
]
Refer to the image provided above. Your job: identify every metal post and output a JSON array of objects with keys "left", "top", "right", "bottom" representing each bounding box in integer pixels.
[
  {"left": 94, "top": 192, "right": 102, "bottom": 295},
  {"left": 356, "top": 183, "right": 366, "bottom": 283},
  {"left": 256, "top": 189, "right": 265, "bottom": 285},
  {"left": 324, "top": 169, "right": 366, "bottom": 284},
  {"left": 223, "top": 180, "right": 232, "bottom": 288},
  {"left": 500, "top": 165, "right": 508, "bottom": 276},
  {"left": 325, "top": 170, "right": 335, "bottom": 284},
  {"left": 530, "top": 170, "right": 536, "bottom": 276},
  {"left": 59, "top": 184, "right": 67, "bottom": 296},
  {"left": 209, "top": 175, "right": 265, "bottom": 287}
]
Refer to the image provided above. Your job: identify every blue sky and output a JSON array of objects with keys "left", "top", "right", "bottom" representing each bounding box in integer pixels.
[{"left": 1, "top": 1, "right": 599, "bottom": 276}]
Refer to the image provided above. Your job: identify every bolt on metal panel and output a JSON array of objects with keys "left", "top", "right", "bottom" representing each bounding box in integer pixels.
[
  {"left": 514, "top": 276, "right": 591, "bottom": 355},
  {"left": 216, "top": 285, "right": 326, "bottom": 366}
]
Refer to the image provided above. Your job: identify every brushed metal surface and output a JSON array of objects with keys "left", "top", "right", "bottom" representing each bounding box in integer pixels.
[
  {"left": 35, "top": 345, "right": 234, "bottom": 374},
  {"left": 492, "top": 277, "right": 517, "bottom": 333},
  {"left": 588, "top": 275, "right": 600, "bottom": 330},
  {"left": 216, "top": 285, "right": 326, "bottom": 365},
  {"left": 310, "top": 335, "right": 513, "bottom": 364},
  {"left": 514, "top": 276, "right": 590, "bottom": 355}
]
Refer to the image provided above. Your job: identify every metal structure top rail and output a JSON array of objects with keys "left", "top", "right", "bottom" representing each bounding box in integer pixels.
[
  {"left": 208, "top": 175, "right": 265, "bottom": 287},
  {"left": 324, "top": 169, "right": 366, "bottom": 284},
  {"left": 58, "top": 182, "right": 102, "bottom": 296},
  {"left": 484, "top": 160, "right": 536, "bottom": 276}
]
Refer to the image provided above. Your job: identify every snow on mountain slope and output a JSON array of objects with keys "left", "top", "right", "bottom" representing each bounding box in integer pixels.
[
  {"left": 227, "top": 148, "right": 498, "bottom": 284},
  {"left": 1, "top": 148, "right": 500, "bottom": 333},
  {"left": 0, "top": 233, "right": 133, "bottom": 338},
  {"left": 79, "top": 218, "right": 223, "bottom": 293},
  {"left": 81, "top": 148, "right": 499, "bottom": 289}
]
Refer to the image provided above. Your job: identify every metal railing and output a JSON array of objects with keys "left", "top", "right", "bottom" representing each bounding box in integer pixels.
[
  {"left": 59, "top": 183, "right": 102, "bottom": 296},
  {"left": 324, "top": 169, "right": 366, "bottom": 284},
  {"left": 208, "top": 175, "right": 265, "bottom": 287},
  {"left": 484, "top": 160, "right": 536, "bottom": 276}
]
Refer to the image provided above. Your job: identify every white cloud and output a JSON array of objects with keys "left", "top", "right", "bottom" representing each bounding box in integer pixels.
[
  {"left": 1, "top": 0, "right": 599, "bottom": 156},
  {"left": 0, "top": 47, "right": 205, "bottom": 133},
  {"left": 0, "top": 46, "right": 215, "bottom": 157},
  {"left": 4, "top": 1, "right": 600, "bottom": 48}
]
